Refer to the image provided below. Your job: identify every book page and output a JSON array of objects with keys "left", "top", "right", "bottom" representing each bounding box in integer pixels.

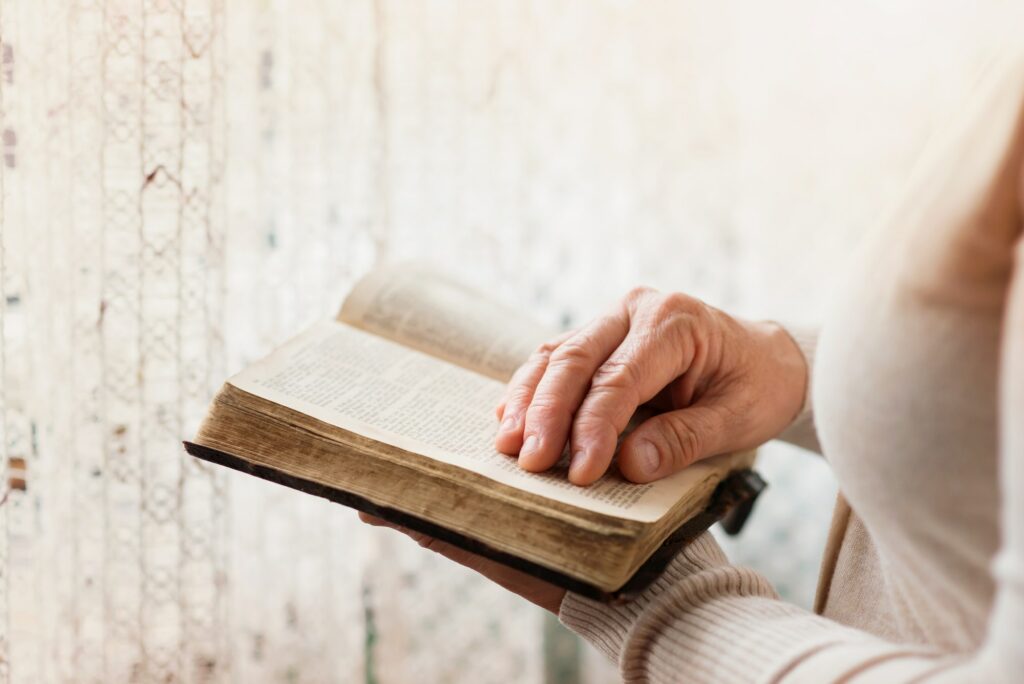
[
  {"left": 338, "top": 263, "right": 553, "bottom": 382},
  {"left": 229, "top": 320, "right": 736, "bottom": 523}
]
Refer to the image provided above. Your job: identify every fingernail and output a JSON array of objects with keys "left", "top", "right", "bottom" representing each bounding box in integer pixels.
[
  {"left": 520, "top": 434, "right": 538, "bottom": 458},
  {"left": 634, "top": 441, "right": 660, "bottom": 476},
  {"left": 569, "top": 450, "right": 588, "bottom": 482},
  {"left": 500, "top": 415, "right": 517, "bottom": 432}
]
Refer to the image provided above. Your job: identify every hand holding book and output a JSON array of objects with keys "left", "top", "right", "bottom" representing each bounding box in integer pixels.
[
  {"left": 359, "top": 282, "right": 807, "bottom": 610},
  {"left": 360, "top": 511, "right": 569, "bottom": 614}
]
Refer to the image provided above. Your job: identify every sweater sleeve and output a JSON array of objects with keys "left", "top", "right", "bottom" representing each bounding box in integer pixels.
[{"left": 558, "top": 162, "right": 1024, "bottom": 684}]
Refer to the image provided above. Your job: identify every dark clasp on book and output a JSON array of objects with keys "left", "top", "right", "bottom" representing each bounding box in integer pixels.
[
  {"left": 719, "top": 469, "right": 766, "bottom": 536},
  {"left": 606, "top": 468, "right": 767, "bottom": 603}
]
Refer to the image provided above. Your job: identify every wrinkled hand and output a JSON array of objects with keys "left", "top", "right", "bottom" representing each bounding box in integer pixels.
[
  {"left": 495, "top": 287, "right": 807, "bottom": 485},
  {"left": 357, "top": 288, "right": 807, "bottom": 614}
]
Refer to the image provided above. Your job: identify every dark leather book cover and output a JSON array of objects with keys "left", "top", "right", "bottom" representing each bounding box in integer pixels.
[{"left": 183, "top": 440, "right": 765, "bottom": 603}]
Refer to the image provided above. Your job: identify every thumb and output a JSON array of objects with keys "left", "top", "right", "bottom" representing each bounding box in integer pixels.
[{"left": 617, "top": 406, "right": 727, "bottom": 483}]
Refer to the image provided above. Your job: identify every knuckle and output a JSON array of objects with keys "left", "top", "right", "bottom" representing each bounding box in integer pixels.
[
  {"left": 663, "top": 417, "right": 702, "bottom": 470},
  {"left": 537, "top": 339, "right": 560, "bottom": 354},
  {"left": 503, "top": 388, "right": 536, "bottom": 414},
  {"left": 505, "top": 384, "right": 533, "bottom": 405},
  {"left": 531, "top": 332, "right": 573, "bottom": 361},
  {"left": 591, "top": 358, "right": 638, "bottom": 391},
  {"left": 624, "top": 285, "right": 656, "bottom": 307},
  {"left": 548, "top": 339, "right": 593, "bottom": 369},
  {"left": 652, "top": 291, "right": 697, "bottom": 320},
  {"left": 524, "top": 399, "right": 567, "bottom": 426},
  {"left": 573, "top": 411, "right": 619, "bottom": 441},
  {"left": 530, "top": 344, "right": 556, "bottom": 362},
  {"left": 648, "top": 294, "right": 711, "bottom": 346},
  {"left": 586, "top": 367, "right": 642, "bottom": 421},
  {"left": 571, "top": 411, "right": 605, "bottom": 431}
]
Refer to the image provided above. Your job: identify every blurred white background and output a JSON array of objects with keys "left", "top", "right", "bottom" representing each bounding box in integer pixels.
[{"left": 0, "top": 1, "right": 1008, "bottom": 682}]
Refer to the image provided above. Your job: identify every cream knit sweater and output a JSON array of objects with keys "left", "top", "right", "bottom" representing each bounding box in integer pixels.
[{"left": 559, "top": 44, "right": 1024, "bottom": 683}]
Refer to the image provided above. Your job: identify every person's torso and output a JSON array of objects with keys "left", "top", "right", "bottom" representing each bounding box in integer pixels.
[{"left": 812, "top": 49, "right": 1024, "bottom": 650}]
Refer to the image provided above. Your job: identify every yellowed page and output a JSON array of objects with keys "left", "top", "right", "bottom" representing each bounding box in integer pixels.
[
  {"left": 229, "top": 320, "right": 739, "bottom": 523},
  {"left": 338, "top": 263, "right": 552, "bottom": 382}
]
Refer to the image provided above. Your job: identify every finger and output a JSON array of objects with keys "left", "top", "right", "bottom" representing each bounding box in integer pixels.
[
  {"left": 617, "top": 405, "right": 727, "bottom": 483},
  {"left": 517, "top": 312, "right": 630, "bottom": 473},
  {"left": 359, "top": 513, "right": 462, "bottom": 557},
  {"left": 358, "top": 511, "right": 383, "bottom": 525},
  {"left": 407, "top": 532, "right": 527, "bottom": 590},
  {"left": 495, "top": 331, "right": 574, "bottom": 454},
  {"left": 358, "top": 512, "right": 401, "bottom": 529},
  {"left": 360, "top": 512, "right": 488, "bottom": 572},
  {"left": 568, "top": 322, "right": 696, "bottom": 485}
]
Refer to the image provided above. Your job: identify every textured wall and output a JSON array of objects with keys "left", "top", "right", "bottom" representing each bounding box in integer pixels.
[{"left": 0, "top": 1, "right": 1004, "bottom": 682}]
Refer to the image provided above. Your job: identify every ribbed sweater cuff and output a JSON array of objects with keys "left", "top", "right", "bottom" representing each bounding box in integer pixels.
[
  {"left": 559, "top": 533, "right": 731, "bottom": 663},
  {"left": 776, "top": 325, "right": 821, "bottom": 454},
  {"left": 559, "top": 533, "right": 890, "bottom": 682},
  {"left": 561, "top": 532, "right": 720, "bottom": 655}
]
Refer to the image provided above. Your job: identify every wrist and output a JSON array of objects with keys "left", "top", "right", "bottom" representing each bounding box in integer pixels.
[
  {"left": 763, "top": 321, "right": 810, "bottom": 424},
  {"left": 726, "top": 316, "right": 808, "bottom": 434}
]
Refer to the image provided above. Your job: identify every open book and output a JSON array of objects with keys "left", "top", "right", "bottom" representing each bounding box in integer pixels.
[{"left": 185, "top": 265, "right": 761, "bottom": 599}]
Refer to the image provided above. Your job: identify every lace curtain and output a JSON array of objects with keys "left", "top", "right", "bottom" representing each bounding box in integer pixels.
[{"left": 0, "top": 1, "right": 997, "bottom": 682}]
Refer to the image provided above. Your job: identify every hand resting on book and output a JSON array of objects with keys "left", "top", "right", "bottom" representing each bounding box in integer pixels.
[
  {"left": 360, "top": 285, "right": 807, "bottom": 612},
  {"left": 494, "top": 286, "right": 808, "bottom": 485}
]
